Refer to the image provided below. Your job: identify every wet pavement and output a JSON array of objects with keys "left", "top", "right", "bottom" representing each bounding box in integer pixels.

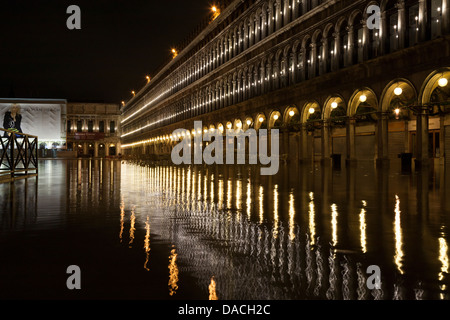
[{"left": 0, "top": 159, "right": 449, "bottom": 300}]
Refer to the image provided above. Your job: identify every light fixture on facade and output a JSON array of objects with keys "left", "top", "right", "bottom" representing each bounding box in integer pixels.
[
  {"left": 394, "top": 87, "right": 403, "bottom": 96},
  {"left": 359, "top": 94, "right": 367, "bottom": 102},
  {"left": 246, "top": 119, "right": 252, "bottom": 126},
  {"left": 331, "top": 102, "right": 338, "bottom": 109},
  {"left": 309, "top": 107, "right": 315, "bottom": 114},
  {"left": 259, "top": 117, "right": 264, "bottom": 123},
  {"left": 438, "top": 77, "right": 448, "bottom": 87},
  {"left": 289, "top": 110, "right": 295, "bottom": 117},
  {"left": 273, "top": 114, "right": 279, "bottom": 120},
  {"left": 394, "top": 108, "right": 400, "bottom": 116}
]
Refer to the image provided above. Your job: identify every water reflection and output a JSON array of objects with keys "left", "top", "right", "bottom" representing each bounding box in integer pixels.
[{"left": 1, "top": 159, "right": 450, "bottom": 300}]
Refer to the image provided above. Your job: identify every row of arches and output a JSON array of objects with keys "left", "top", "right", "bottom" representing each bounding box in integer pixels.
[{"left": 124, "top": 68, "right": 450, "bottom": 166}]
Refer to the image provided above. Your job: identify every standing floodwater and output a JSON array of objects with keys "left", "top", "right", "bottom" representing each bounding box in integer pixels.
[{"left": 0, "top": 159, "right": 449, "bottom": 300}]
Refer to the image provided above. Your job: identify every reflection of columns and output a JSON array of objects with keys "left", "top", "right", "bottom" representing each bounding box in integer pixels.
[
  {"left": 440, "top": 114, "right": 445, "bottom": 165},
  {"left": 346, "top": 117, "right": 356, "bottom": 165},
  {"left": 415, "top": 106, "right": 430, "bottom": 168},
  {"left": 321, "top": 120, "right": 331, "bottom": 164},
  {"left": 280, "top": 128, "right": 290, "bottom": 161},
  {"left": 377, "top": 112, "right": 389, "bottom": 166},
  {"left": 380, "top": 10, "right": 387, "bottom": 54}
]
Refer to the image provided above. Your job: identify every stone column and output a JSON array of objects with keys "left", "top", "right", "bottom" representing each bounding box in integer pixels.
[
  {"left": 301, "top": 124, "right": 309, "bottom": 162},
  {"left": 440, "top": 114, "right": 445, "bottom": 166},
  {"left": 346, "top": 117, "right": 356, "bottom": 165},
  {"left": 418, "top": 0, "right": 427, "bottom": 42},
  {"left": 275, "top": 0, "right": 282, "bottom": 30},
  {"left": 415, "top": 106, "right": 430, "bottom": 168},
  {"left": 443, "top": 0, "right": 450, "bottom": 34},
  {"left": 322, "top": 120, "right": 331, "bottom": 165},
  {"left": 332, "top": 31, "right": 340, "bottom": 71},
  {"left": 376, "top": 112, "right": 389, "bottom": 167},
  {"left": 346, "top": 24, "right": 354, "bottom": 66},
  {"left": 94, "top": 142, "right": 99, "bottom": 158},
  {"left": 397, "top": 0, "right": 406, "bottom": 49}
]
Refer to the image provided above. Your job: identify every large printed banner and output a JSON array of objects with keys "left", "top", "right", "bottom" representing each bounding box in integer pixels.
[{"left": 0, "top": 103, "right": 63, "bottom": 141}]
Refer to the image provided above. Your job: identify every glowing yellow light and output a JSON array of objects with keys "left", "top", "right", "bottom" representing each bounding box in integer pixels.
[
  {"left": 236, "top": 122, "right": 242, "bottom": 128},
  {"left": 146, "top": 75, "right": 151, "bottom": 83},
  {"left": 168, "top": 247, "right": 179, "bottom": 296},
  {"left": 131, "top": 90, "right": 135, "bottom": 96},
  {"left": 211, "top": 6, "right": 217, "bottom": 12},
  {"left": 274, "top": 114, "right": 279, "bottom": 120},
  {"left": 394, "top": 87, "right": 403, "bottom": 96},
  {"left": 359, "top": 94, "right": 367, "bottom": 102},
  {"left": 227, "top": 122, "right": 232, "bottom": 129},
  {"left": 246, "top": 119, "right": 252, "bottom": 125},
  {"left": 394, "top": 195, "right": 404, "bottom": 274},
  {"left": 259, "top": 117, "right": 264, "bottom": 123},
  {"left": 308, "top": 107, "right": 315, "bottom": 114},
  {"left": 331, "top": 102, "right": 338, "bottom": 109},
  {"left": 438, "top": 77, "right": 448, "bottom": 87},
  {"left": 394, "top": 108, "right": 400, "bottom": 116},
  {"left": 289, "top": 110, "right": 295, "bottom": 117},
  {"left": 209, "top": 277, "right": 218, "bottom": 300},
  {"left": 121, "top": 101, "right": 125, "bottom": 106}
]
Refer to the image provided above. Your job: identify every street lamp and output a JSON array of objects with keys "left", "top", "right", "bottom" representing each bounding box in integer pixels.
[{"left": 146, "top": 76, "right": 151, "bottom": 83}]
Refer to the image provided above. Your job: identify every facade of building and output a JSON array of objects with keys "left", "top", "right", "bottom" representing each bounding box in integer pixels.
[
  {"left": 120, "top": 0, "right": 450, "bottom": 167},
  {"left": 0, "top": 98, "right": 67, "bottom": 149},
  {"left": 66, "top": 102, "right": 121, "bottom": 158}
]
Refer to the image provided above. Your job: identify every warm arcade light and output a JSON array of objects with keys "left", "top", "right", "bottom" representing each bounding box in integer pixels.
[
  {"left": 273, "top": 114, "right": 279, "bottom": 120},
  {"left": 121, "top": 101, "right": 125, "bottom": 106},
  {"left": 331, "top": 102, "right": 338, "bottom": 109},
  {"left": 438, "top": 77, "right": 448, "bottom": 87},
  {"left": 394, "top": 108, "right": 401, "bottom": 116},
  {"left": 309, "top": 107, "right": 315, "bottom": 114},
  {"left": 246, "top": 119, "right": 252, "bottom": 125},
  {"left": 394, "top": 87, "right": 403, "bottom": 96},
  {"left": 131, "top": 91, "right": 136, "bottom": 96},
  {"left": 359, "top": 94, "right": 367, "bottom": 102},
  {"left": 146, "top": 76, "right": 151, "bottom": 83},
  {"left": 211, "top": 5, "right": 220, "bottom": 20},
  {"left": 236, "top": 122, "right": 242, "bottom": 128},
  {"left": 171, "top": 48, "right": 178, "bottom": 59},
  {"left": 227, "top": 123, "right": 232, "bottom": 129},
  {"left": 259, "top": 117, "right": 264, "bottom": 123},
  {"left": 289, "top": 110, "right": 295, "bottom": 117}
]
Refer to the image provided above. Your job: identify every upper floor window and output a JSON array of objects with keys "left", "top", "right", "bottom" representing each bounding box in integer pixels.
[{"left": 110, "top": 121, "right": 115, "bottom": 134}]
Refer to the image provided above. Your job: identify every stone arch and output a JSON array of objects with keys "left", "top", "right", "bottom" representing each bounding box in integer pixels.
[
  {"left": 301, "top": 101, "right": 321, "bottom": 123},
  {"left": 254, "top": 112, "right": 267, "bottom": 130},
  {"left": 348, "top": 87, "right": 379, "bottom": 116},
  {"left": 419, "top": 67, "right": 450, "bottom": 105},
  {"left": 268, "top": 109, "right": 283, "bottom": 129},
  {"left": 323, "top": 95, "right": 347, "bottom": 120},
  {"left": 380, "top": 78, "right": 418, "bottom": 112}
]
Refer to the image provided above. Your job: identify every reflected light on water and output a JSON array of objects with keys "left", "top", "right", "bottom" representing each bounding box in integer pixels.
[
  {"left": 209, "top": 277, "right": 218, "bottom": 300},
  {"left": 168, "top": 247, "right": 179, "bottom": 296},
  {"left": 144, "top": 215, "right": 151, "bottom": 271},
  {"left": 129, "top": 206, "right": 136, "bottom": 247},
  {"left": 331, "top": 203, "right": 338, "bottom": 247},
  {"left": 273, "top": 184, "right": 279, "bottom": 238},
  {"left": 394, "top": 195, "right": 404, "bottom": 275},
  {"left": 360, "top": 200, "right": 367, "bottom": 253},
  {"left": 259, "top": 185, "right": 264, "bottom": 224},
  {"left": 289, "top": 192, "right": 295, "bottom": 241},
  {"left": 308, "top": 192, "right": 315, "bottom": 246},
  {"left": 246, "top": 178, "right": 252, "bottom": 220},
  {"left": 439, "top": 236, "right": 448, "bottom": 282},
  {"left": 119, "top": 198, "right": 125, "bottom": 243}
]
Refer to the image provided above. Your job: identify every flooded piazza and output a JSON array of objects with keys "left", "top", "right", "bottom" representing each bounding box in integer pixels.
[{"left": 0, "top": 159, "right": 449, "bottom": 300}]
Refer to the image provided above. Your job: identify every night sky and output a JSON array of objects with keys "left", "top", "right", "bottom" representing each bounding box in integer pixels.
[{"left": 0, "top": 0, "right": 215, "bottom": 103}]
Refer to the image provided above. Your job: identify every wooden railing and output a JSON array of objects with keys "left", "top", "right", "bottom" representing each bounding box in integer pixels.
[{"left": 0, "top": 129, "right": 38, "bottom": 182}]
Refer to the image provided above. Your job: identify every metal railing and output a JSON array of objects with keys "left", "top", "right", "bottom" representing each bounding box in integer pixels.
[{"left": 0, "top": 128, "right": 38, "bottom": 182}]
